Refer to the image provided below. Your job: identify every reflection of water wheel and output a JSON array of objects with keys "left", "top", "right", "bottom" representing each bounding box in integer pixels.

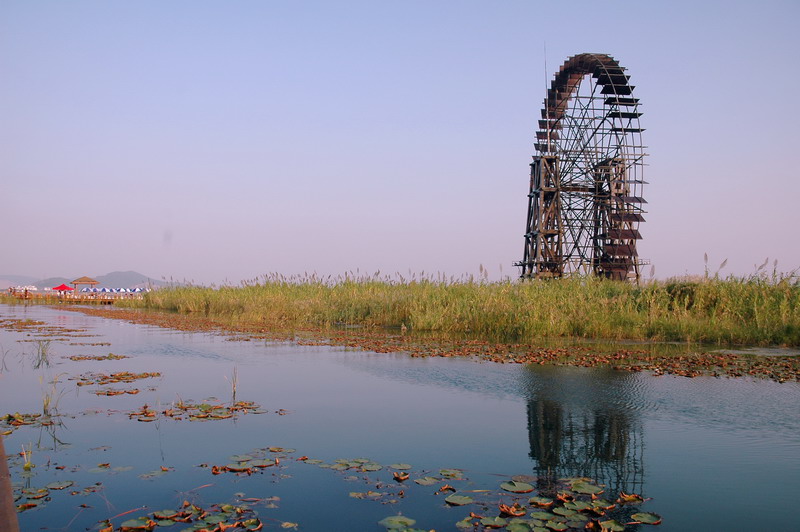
[{"left": 518, "top": 53, "right": 647, "bottom": 281}]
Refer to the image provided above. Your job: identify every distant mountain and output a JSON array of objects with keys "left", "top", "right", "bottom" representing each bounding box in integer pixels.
[
  {"left": 1, "top": 271, "right": 169, "bottom": 290},
  {"left": 31, "top": 277, "right": 71, "bottom": 289},
  {"left": 0, "top": 274, "right": 39, "bottom": 288},
  {"left": 94, "top": 271, "right": 168, "bottom": 289}
]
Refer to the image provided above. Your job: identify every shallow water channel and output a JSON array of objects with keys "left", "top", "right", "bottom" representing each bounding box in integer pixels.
[{"left": 2, "top": 304, "right": 799, "bottom": 531}]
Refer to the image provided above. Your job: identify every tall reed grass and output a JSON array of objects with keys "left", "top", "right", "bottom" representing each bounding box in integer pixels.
[{"left": 117, "top": 271, "right": 800, "bottom": 346}]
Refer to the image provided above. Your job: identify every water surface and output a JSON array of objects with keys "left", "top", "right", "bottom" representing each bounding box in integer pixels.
[{"left": 1, "top": 304, "right": 798, "bottom": 531}]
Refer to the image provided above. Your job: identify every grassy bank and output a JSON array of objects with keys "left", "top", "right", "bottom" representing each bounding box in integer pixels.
[{"left": 114, "top": 273, "right": 800, "bottom": 346}]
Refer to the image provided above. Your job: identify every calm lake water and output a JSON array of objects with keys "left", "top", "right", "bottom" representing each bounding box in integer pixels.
[{"left": 2, "top": 304, "right": 799, "bottom": 531}]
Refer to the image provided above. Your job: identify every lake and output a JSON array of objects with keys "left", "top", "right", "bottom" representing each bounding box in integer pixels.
[{"left": 2, "top": 303, "right": 799, "bottom": 531}]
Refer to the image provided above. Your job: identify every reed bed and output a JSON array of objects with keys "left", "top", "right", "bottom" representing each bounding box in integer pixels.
[{"left": 116, "top": 272, "right": 800, "bottom": 346}]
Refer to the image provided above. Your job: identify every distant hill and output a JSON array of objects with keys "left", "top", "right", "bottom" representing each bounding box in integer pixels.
[
  {"left": 0, "top": 271, "right": 169, "bottom": 290},
  {"left": 0, "top": 274, "right": 39, "bottom": 288},
  {"left": 30, "top": 277, "right": 71, "bottom": 289},
  {"left": 94, "top": 271, "right": 168, "bottom": 289}
]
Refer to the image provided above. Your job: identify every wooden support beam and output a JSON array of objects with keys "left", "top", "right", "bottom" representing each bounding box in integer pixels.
[{"left": 0, "top": 435, "right": 20, "bottom": 532}]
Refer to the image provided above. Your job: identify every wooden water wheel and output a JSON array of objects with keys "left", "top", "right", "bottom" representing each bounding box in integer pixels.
[{"left": 518, "top": 53, "right": 647, "bottom": 281}]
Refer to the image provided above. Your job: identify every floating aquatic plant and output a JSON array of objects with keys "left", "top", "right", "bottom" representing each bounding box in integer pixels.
[
  {"left": 444, "top": 494, "right": 474, "bottom": 506},
  {"left": 128, "top": 399, "right": 268, "bottom": 423},
  {"left": 74, "top": 371, "right": 161, "bottom": 387},
  {"left": 66, "top": 353, "right": 129, "bottom": 361},
  {"left": 378, "top": 514, "right": 416, "bottom": 529},
  {"left": 283, "top": 450, "right": 661, "bottom": 530},
  {"left": 102, "top": 501, "right": 263, "bottom": 532},
  {"left": 1, "top": 412, "right": 50, "bottom": 435},
  {"left": 500, "top": 480, "right": 535, "bottom": 493}
]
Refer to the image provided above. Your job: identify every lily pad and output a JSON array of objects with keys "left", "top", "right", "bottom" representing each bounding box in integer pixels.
[
  {"left": 564, "top": 501, "right": 592, "bottom": 511},
  {"left": 630, "top": 512, "right": 662, "bottom": 525},
  {"left": 21, "top": 488, "right": 49, "bottom": 499},
  {"left": 225, "top": 463, "right": 252, "bottom": 472},
  {"left": 501, "top": 480, "right": 535, "bottom": 493},
  {"left": 119, "top": 517, "right": 154, "bottom": 531},
  {"left": 556, "top": 490, "right": 574, "bottom": 501},
  {"left": 389, "top": 463, "right": 412, "bottom": 470},
  {"left": 444, "top": 494, "right": 474, "bottom": 506},
  {"left": 592, "top": 499, "right": 616, "bottom": 510},
  {"left": 16, "top": 501, "right": 39, "bottom": 512},
  {"left": 350, "top": 491, "right": 385, "bottom": 499},
  {"left": 529, "top": 496, "right": 554, "bottom": 508},
  {"left": 414, "top": 476, "right": 439, "bottom": 486},
  {"left": 378, "top": 515, "right": 416, "bottom": 529},
  {"left": 269, "top": 446, "right": 294, "bottom": 453},
  {"left": 242, "top": 518, "right": 263, "bottom": 531},
  {"left": 455, "top": 517, "right": 474, "bottom": 529},
  {"left": 45, "top": 480, "right": 74, "bottom": 490},
  {"left": 480, "top": 516, "right": 508, "bottom": 528},
  {"left": 572, "top": 481, "right": 604, "bottom": 495},
  {"left": 599, "top": 519, "right": 626, "bottom": 531},
  {"left": 139, "top": 469, "right": 168, "bottom": 480},
  {"left": 152, "top": 509, "right": 179, "bottom": 520},
  {"left": 545, "top": 521, "right": 568, "bottom": 531},
  {"left": 617, "top": 491, "right": 645, "bottom": 504},
  {"left": 439, "top": 468, "right": 464, "bottom": 479}
]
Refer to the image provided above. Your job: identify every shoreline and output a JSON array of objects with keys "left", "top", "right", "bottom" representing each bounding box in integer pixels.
[{"left": 52, "top": 305, "right": 800, "bottom": 383}]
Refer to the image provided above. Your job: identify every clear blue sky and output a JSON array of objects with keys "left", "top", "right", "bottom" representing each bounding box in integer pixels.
[{"left": 2, "top": 0, "right": 798, "bottom": 284}]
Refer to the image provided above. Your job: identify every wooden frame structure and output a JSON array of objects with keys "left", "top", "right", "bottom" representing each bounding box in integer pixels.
[
  {"left": 517, "top": 53, "right": 647, "bottom": 281},
  {"left": 71, "top": 276, "right": 99, "bottom": 291},
  {"left": 0, "top": 436, "right": 20, "bottom": 532}
]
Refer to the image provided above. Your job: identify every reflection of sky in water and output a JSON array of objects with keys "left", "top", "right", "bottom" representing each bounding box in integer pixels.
[
  {"left": 338, "top": 351, "right": 529, "bottom": 401},
  {"left": 1, "top": 304, "right": 799, "bottom": 531}
]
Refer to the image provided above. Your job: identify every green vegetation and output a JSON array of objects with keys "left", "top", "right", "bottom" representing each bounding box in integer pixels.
[
  {"left": 114, "top": 447, "right": 659, "bottom": 531},
  {"left": 116, "top": 272, "right": 800, "bottom": 346}
]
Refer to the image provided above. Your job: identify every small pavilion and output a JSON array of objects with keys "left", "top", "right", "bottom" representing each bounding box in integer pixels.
[{"left": 72, "top": 276, "right": 99, "bottom": 292}]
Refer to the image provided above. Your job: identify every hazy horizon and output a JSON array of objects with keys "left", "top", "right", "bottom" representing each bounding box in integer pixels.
[{"left": 2, "top": 1, "right": 799, "bottom": 284}]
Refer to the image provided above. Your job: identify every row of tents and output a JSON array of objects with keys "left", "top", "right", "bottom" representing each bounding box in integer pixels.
[
  {"left": 10, "top": 285, "right": 150, "bottom": 293},
  {"left": 79, "top": 287, "right": 149, "bottom": 293}
]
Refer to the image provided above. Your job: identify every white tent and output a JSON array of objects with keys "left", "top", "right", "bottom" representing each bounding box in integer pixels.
[{"left": 13, "top": 285, "right": 38, "bottom": 291}]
